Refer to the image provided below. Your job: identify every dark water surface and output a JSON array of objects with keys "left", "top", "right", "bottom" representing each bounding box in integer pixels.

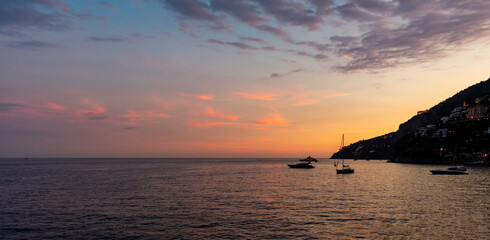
[{"left": 0, "top": 158, "right": 488, "bottom": 239}]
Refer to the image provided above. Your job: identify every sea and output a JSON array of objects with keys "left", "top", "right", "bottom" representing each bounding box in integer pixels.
[{"left": 0, "top": 158, "right": 488, "bottom": 239}]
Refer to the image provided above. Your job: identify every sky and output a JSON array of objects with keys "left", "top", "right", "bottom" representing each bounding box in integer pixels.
[{"left": 1, "top": 0, "right": 489, "bottom": 158}]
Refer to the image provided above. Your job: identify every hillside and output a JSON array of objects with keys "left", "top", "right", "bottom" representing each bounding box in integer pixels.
[{"left": 331, "top": 77, "right": 490, "bottom": 164}]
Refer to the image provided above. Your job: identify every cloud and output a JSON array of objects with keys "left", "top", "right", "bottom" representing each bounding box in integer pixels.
[
  {"left": 87, "top": 33, "right": 150, "bottom": 43},
  {"left": 164, "top": 0, "right": 217, "bottom": 21},
  {"left": 270, "top": 73, "right": 280, "bottom": 78},
  {"left": 210, "top": 0, "right": 266, "bottom": 26},
  {"left": 0, "top": 0, "right": 72, "bottom": 31},
  {"left": 78, "top": 99, "right": 107, "bottom": 121},
  {"left": 254, "top": 0, "right": 324, "bottom": 30},
  {"left": 203, "top": 106, "right": 240, "bottom": 121},
  {"left": 118, "top": 110, "right": 169, "bottom": 124},
  {"left": 335, "top": 3, "right": 381, "bottom": 22},
  {"left": 5, "top": 40, "right": 57, "bottom": 50},
  {"left": 334, "top": 8, "right": 490, "bottom": 72},
  {"left": 314, "top": 53, "right": 328, "bottom": 61},
  {"left": 355, "top": 0, "right": 394, "bottom": 14},
  {"left": 178, "top": 21, "right": 201, "bottom": 38},
  {"left": 185, "top": 120, "right": 238, "bottom": 127},
  {"left": 0, "top": 101, "right": 67, "bottom": 117},
  {"left": 44, "top": 103, "right": 66, "bottom": 111},
  {"left": 0, "top": 102, "right": 24, "bottom": 112},
  {"left": 163, "top": 0, "right": 230, "bottom": 31},
  {"left": 239, "top": 37, "right": 266, "bottom": 44},
  {"left": 235, "top": 92, "right": 281, "bottom": 100},
  {"left": 88, "top": 36, "right": 130, "bottom": 42},
  {"left": 253, "top": 114, "right": 290, "bottom": 126},
  {"left": 308, "top": 0, "right": 335, "bottom": 15},
  {"left": 207, "top": 38, "right": 258, "bottom": 50},
  {"left": 198, "top": 94, "right": 215, "bottom": 100},
  {"left": 178, "top": 92, "right": 215, "bottom": 100},
  {"left": 98, "top": 2, "right": 116, "bottom": 10},
  {"left": 255, "top": 24, "right": 292, "bottom": 42},
  {"left": 160, "top": 0, "right": 490, "bottom": 72},
  {"left": 268, "top": 68, "right": 303, "bottom": 78},
  {"left": 85, "top": 113, "right": 107, "bottom": 120},
  {"left": 331, "top": 0, "right": 490, "bottom": 72}
]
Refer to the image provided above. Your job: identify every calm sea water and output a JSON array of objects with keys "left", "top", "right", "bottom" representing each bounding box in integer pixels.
[{"left": 0, "top": 158, "right": 488, "bottom": 239}]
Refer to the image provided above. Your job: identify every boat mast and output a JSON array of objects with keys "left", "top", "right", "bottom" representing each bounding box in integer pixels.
[
  {"left": 336, "top": 134, "right": 344, "bottom": 168},
  {"left": 341, "top": 134, "right": 344, "bottom": 169}
]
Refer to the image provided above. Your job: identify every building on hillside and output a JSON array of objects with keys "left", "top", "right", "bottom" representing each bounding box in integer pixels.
[
  {"left": 467, "top": 105, "right": 488, "bottom": 120},
  {"left": 449, "top": 106, "right": 467, "bottom": 119},
  {"left": 417, "top": 110, "right": 428, "bottom": 115},
  {"left": 433, "top": 128, "right": 448, "bottom": 138},
  {"left": 440, "top": 116, "right": 449, "bottom": 123}
]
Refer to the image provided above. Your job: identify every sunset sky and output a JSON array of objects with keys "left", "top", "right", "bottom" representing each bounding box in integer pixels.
[{"left": 1, "top": 0, "right": 489, "bottom": 158}]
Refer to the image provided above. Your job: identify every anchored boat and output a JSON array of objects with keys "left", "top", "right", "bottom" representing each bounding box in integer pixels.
[{"left": 335, "top": 134, "right": 354, "bottom": 174}]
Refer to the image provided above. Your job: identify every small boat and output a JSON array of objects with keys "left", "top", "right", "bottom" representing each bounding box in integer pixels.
[
  {"left": 288, "top": 155, "right": 317, "bottom": 168},
  {"left": 288, "top": 162, "right": 315, "bottom": 168},
  {"left": 430, "top": 145, "right": 468, "bottom": 175},
  {"left": 430, "top": 166, "right": 467, "bottom": 175},
  {"left": 336, "top": 165, "right": 354, "bottom": 174},
  {"left": 299, "top": 156, "right": 318, "bottom": 162},
  {"left": 335, "top": 134, "right": 354, "bottom": 174}
]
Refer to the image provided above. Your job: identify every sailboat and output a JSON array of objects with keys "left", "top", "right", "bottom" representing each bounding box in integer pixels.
[{"left": 335, "top": 134, "right": 354, "bottom": 174}]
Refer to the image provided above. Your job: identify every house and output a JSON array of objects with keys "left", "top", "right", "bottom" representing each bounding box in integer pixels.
[
  {"left": 450, "top": 106, "right": 467, "bottom": 119},
  {"left": 433, "top": 128, "right": 448, "bottom": 138},
  {"left": 467, "top": 105, "right": 488, "bottom": 120}
]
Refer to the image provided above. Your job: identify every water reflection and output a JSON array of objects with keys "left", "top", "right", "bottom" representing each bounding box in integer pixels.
[{"left": 0, "top": 158, "right": 488, "bottom": 239}]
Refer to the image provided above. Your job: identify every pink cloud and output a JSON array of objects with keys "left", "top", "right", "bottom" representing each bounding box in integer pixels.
[
  {"left": 44, "top": 102, "right": 66, "bottom": 111},
  {"left": 0, "top": 100, "right": 67, "bottom": 117},
  {"left": 253, "top": 114, "right": 290, "bottom": 126},
  {"left": 203, "top": 106, "right": 240, "bottom": 121},
  {"left": 235, "top": 92, "right": 281, "bottom": 100},
  {"left": 69, "top": 98, "right": 109, "bottom": 121},
  {"left": 119, "top": 110, "right": 170, "bottom": 124},
  {"left": 198, "top": 94, "right": 215, "bottom": 100},
  {"left": 178, "top": 92, "right": 215, "bottom": 100},
  {"left": 81, "top": 98, "right": 105, "bottom": 113},
  {"left": 185, "top": 120, "right": 239, "bottom": 127}
]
